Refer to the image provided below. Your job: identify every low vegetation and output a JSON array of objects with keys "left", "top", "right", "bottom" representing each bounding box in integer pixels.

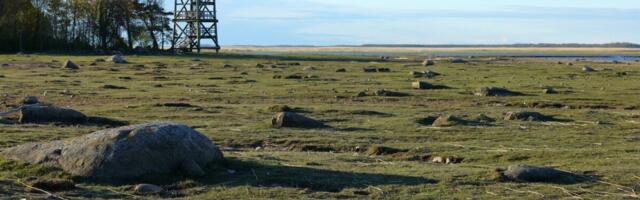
[{"left": 0, "top": 51, "right": 639, "bottom": 199}]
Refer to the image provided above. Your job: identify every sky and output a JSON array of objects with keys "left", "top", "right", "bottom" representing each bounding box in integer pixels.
[{"left": 164, "top": 0, "right": 640, "bottom": 46}]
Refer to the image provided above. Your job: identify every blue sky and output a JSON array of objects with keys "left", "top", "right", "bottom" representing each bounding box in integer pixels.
[{"left": 164, "top": 0, "right": 640, "bottom": 45}]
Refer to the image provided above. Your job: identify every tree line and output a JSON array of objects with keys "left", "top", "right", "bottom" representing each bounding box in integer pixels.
[{"left": 0, "top": 0, "right": 172, "bottom": 52}]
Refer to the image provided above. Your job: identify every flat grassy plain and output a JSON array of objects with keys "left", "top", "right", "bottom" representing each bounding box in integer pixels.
[{"left": 0, "top": 49, "right": 639, "bottom": 199}]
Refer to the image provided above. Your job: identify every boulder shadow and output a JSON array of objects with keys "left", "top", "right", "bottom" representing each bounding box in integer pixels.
[{"left": 196, "top": 158, "right": 437, "bottom": 192}]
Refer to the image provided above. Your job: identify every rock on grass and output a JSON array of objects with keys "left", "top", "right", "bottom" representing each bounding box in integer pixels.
[
  {"left": 272, "top": 112, "right": 328, "bottom": 129},
  {"left": 62, "top": 60, "right": 78, "bottom": 70},
  {"left": 19, "top": 105, "right": 87, "bottom": 124},
  {"left": 24, "top": 178, "right": 75, "bottom": 191},
  {"left": 474, "top": 87, "right": 523, "bottom": 97},
  {"left": 499, "top": 165, "right": 585, "bottom": 184},
  {"left": 504, "top": 111, "right": 553, "bottom": 121},
  {"left": 1, "top": 123, "right": 223, "bottom": 183},
  {"left": 366, "top": 145, "right": 408, "bottom": 156}
]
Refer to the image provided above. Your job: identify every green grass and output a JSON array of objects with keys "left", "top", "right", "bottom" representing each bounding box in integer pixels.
[{"left": 0, "top": 52, "right": 639, "bottom": 199}]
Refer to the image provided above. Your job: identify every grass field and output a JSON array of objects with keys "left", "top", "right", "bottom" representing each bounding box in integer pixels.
[{"left": 0, "top": 50, "right": 639, "bottom": 199}]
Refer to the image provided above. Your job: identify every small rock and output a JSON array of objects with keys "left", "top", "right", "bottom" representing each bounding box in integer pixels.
[
  {"left": 500, "top": 165, "right": 583, "bottom": 183},
  {"left": 412, "top": 81, "right": 434, "bottom": 90},
  {"left": 102, "top": 84, "right": 128, "bottom": 90},
  {"left": 303, "top": 66, "right": 316, "bottom": 71},
  {"left": 543, "top": 87, "right": 557, "bottom": 94},
  {"left": 475, "top": 87, "right": 522, "bottom": 97},
  {"left": 272, "top": 112, "right": 328, "bottom": 128},
  {"left": 504, "top": 111, "right": 552, "bottom": 121},
  {"left": 375, "top": 89, "right": 409, "bottom": 97},
  {"left": 450, "top": 58, "right": 467, "bottom": 63},
  {"left": 432, "top": 115, "right": 467, "bottom": 127},
  {"left": 355, "top": 91, "right": 367, "bottom": 97},
  {"left": 94, "top": 58, "right": 106, "bottom": 62},
  {"left": 22, "top": 96, "right": 39, "bottom": 105},
  {"left": 25, "top": 178, "right": 75, "bottom": 191},
  {"left": 335, "top": 68, "right": 346, "bottom": 72},
  {"left": 363, "top": 67, "right": 377, "bottom": 73},
  {"left": 377, "top": 68, "right": 391, "bottom": 72},
  {"left": 366, "top": 145, "right": 407, "bottom": 156},
  {"left": 223, "top": 64, "right": 233, "bottom": 68},
  {"left": 62, "top": 60, "right": 78, "bottom": 69},
  {"left": 422, "top": 59, "right": 435, "bottom": 66},
  {"left": 134, "top": 184, "right": 163, "bottom": 195},
  {"left": 108, "top": 55, "right": 126, "bottom": 64},
  {"left": 582, "top": 66, "right": 595, "bottom": 72},
  {"left": 475, "top": 114, "right": 495, "bottom": 122},
  {"left": 285, "top": 73, "right": 304, "bottom": 79},
  {"left": 191, "top": 58, "right": 201, "bottom": 61},
  {"left": 256, "top": 63, "right": 265, "bottom": 68}
]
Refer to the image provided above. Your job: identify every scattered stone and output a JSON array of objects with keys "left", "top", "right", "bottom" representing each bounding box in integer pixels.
[
  {"left": 411, "top": 81, "right": 447, "bottom": 90},
  {"left": 582, "top": 66, "right": 595, "bottom": 72},
  {"left": 156, "top": 102, "right": 198, "bottom": 108},
  {"left": 474, "top": 87, "right": 523, "bottom": 96},
  {"left": 223, "top": 64, "right": 233, "bottom": 68},
  {"left": 335, "top": 68, "right": 346, "bottom": 72},
  {"left": 422, "top": 59, "right": 435, "bottom": 66},
  {"left": 108, "top": 55, "right": 126, "bottom": 64},
  {"left": 272, "top": 75, "right": 282, "bottom": 79},
  {"left": 567, "top": 62, "right": 574, "bottom": 66},
  {"left": 272, "top": 112, "right": 328, "bottom": 129},
  {"left": 543, "top": 87, "right": 557, "bottom": 94},
  {"left": 102, "top": 84, "right": 128, "bottom": 89},
  {"left": 256, "top": 63, "right": 265, "bottom": 68},
  {"left": 430, "top": 156, "right": 464, "bottom": 164},
  {"left": 504, "top": 111, "right": 553, "bottom": 121},
  {"left": 268, "top": 105, "right": 293, "bottom": 112},
  {"left": 363, "top": 67, "right": 377, "bottom": 73},
  {"left": 450, "top": 58, "right": 467, "bottom": 63},
  {"left": 62, "top": 60, "right": 78, "bottom": 70},
  {"left": 375, "top": 89, "right": 410, "bottom": 97},
  {"left": 191, "top": 58, "right": 201, "bottom": 61},
  {"left": 240, "top": 72, "right": 248, "bottom": 75},
  {"left": 432, "top": 115, "right": 468, "bottom": 127},
  {"left": 1, "top": 123, "right": 224, "bottom": 183},
  {"left": 303, "top": 66, "right": 316, "bottom": 71},
  {"left": 22, "top": 96, "right": 39, "bottom": 105},
  {"left": 134, "top": 184, "right": 163, "bottom": 195},
  {"left": 1, "top": 63, "right": 9, "bottom": 67},
  {"left": 475, "top": 114, "right": 495, "bottom": 123},
  {"left": 355, "top": 91, "right": 367, "bottom": 97},
  {"left": 410, "top": 71, "right": 440, "bottom": 78},
  {"left": 19, "top": 105, "right": 87, "bottom": 124},
  {"left": 499, "top": 165, "right": 583, "bottom": 183},
  {"left": 285, "top": 73, "right": 305, "bottom": 79},
  {"left": 118, "top": 76, "right": 132, "bottom": 80},
  {"left": 616, "top": 72, "right": 629, "bottom": 77},
  {"left": 94, "top": 58, "right": 106, "bottom": 62},
  {"left": 377, "top": 68, "right": 391, "bottom": 72},
  {"left": 24, "top": 178, "right": 75, "bottom": 191},
  {"left": 416, "top": 115, "right": 439, "bottom": 126},
  {"left": 366, "top": 145, "right": 407, "bottom": 156}
]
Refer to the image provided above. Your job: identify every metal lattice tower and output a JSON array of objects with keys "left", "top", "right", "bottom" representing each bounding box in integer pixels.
[{"left": 172, "top": 0, "right": 220, "bottom": 53}]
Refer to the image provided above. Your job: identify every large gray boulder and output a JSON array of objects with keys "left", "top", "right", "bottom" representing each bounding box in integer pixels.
[{"left": 1, "top": 123, "right": 223, "bottom": 183}]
